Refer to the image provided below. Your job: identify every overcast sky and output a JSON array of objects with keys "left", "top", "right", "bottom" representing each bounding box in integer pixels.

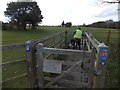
[{"left": 0, "top": 0, "right": 118, "bottom": 25}]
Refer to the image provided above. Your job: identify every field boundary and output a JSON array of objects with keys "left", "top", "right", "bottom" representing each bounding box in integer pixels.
[
  {"left": 1, "top": 29, "right": 117, "bottom": 88},
  {"left": 1, "top": 30, "right": 68, "bottom": 84}
]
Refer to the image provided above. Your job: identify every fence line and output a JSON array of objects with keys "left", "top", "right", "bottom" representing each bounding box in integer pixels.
[
  {"left": 89, "top": 30, "right": 120, "bottom": 45},
  {"left": 1, "top": 30, "right": 67, "bottom": 85},
  {"left": 1, "top": 58, "right": 26, "bottom": 68},
  {"left": 1, "top": 30, "right": 109, "bottom": 88},
  {"left": 26, "top": 31, "right": 108, "bottom": 88},
  {"left": 1, "top": 73, "right": 27, "bottom": 83}
]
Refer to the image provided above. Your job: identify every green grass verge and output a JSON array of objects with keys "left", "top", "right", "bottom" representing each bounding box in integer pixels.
[{"left": 105, "top": 44, "right": 119, "bottom": 88}]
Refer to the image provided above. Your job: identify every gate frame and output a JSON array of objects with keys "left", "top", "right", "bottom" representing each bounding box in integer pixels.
[{"left": 25, "top": 31, "right": 108, "bottom": 88}]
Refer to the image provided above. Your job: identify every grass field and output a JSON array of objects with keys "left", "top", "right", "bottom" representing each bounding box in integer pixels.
[
  {"left": 2, "top": 26, "right": 119, "bottom": 88},
  {"left": 2, "top": 26, "right": 70, "bottom": 45}
]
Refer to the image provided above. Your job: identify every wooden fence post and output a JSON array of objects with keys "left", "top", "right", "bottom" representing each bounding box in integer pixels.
[
  {"left": 106, "top": 31, "right": 111, "bottom": 44},
  {"left": 65, "top": 30, "right": 68, "bottom": 46},
  {"left": 53, "top": 35, "right": 55, "bottom": 48},
  {"left": 25, "top": 40, "right": 37, "bottom": 88},
  {"left": 93, "top": 44, "right": 108, "bottom": 88},
  {"left": 60, "top": 32, "right": 62, "bottom": 48},
  {"left": 36, "top": 43, "right": 44, "bottom": 88},
  {"left": 88, "top": 47, "right": 96, "bottom": 88}
]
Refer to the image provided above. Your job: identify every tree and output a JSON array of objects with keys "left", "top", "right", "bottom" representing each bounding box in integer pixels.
[
  {"left": 96, "top": 0, "right": 120, "bottom": 5},
  {"left": 4, "top": 1, "right": 43, "bottom": 30}
]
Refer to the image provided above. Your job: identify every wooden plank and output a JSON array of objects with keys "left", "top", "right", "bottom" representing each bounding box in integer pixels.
[
  {"left": 47, "top": 43, "right": 54, "bottom": 48},
  {"left": 35, "top": 31, "right": 65, "bottom": 44},
  {"left": 106, "top": 31, "right": 111, "bottom": 43},
  {"left": 43, "top": 60, "right": 62, "bottom": 74},
  {"left": 36, "top": 43, "right": 44, "bottom": 88},
  {"left": 1, "top": 73, "right": 27, "bottom": 83},
  {"left": 61, "top": 60, "right": 77, "bottom": 66},
  {"left": 38, "top": 47, "right": 91, "bottom": 56},
  {"left": 82, "top": 63, "right": 91, "bottom": 68},
  {"left": 44, "top": 53, "right": 51, "bottom": 59},
  {"left": 44, "top": 59, "right": 78, "bottom": 66},
  {"left": 49, "top": 40, "right": 62, "bottom": 48},
  {"left": 68, "top": 72, "right": 89, "bottom": 77},
  {"left": 25, "top": 40, "right": 37, "bottom": 88},
  {"left": 85, "top": 32, "right": 99, "bottom": 52},
  {"left": 56, "top": 40, "right": 65, "bottom": 48},
  {"left": 44, "top": 58, "right": 87, "bottom": 88},
  {"left": 44, "top": 40, "right": 65, "bottom": 59},
  {"left": 59, "top": 32, "right": 62, "bottom": 48},
  {"left": 56, "top": 79, "right": 89, "bottom": 88},
  {"left": 87, "top": 48, "right": 95, "bottom": 88},
  {"left": 88, "top": 31, "right": 108, "bottom": 33},
  {"left": 35, "top": 33, "right": 55, "bottom": 43},
  {"left": 86, "top": 40, "right": 91, "bottom": 51},
  {"left": 1, "top": 58, "right": 26, "bottom": 68},
  {"left": 1, "top": 44, "right": 25, "bottom": 51},
  {"left": 81, "top": 76, "right": 89, "bottom": 84},
  {"left": 44, "top": 77, "right": 88, "bottom": 88},
  {"left": 62, "top": 71, "right": 89, "bottom": 82},
  {"left": 65, "top": 30, "right": 67, "bottom": 46},
  {"left": 49, "top": 85, "right": 65, "bottom": 88},
  {"left": 41, "top": 59, "right": 81, "bottom": 74}
]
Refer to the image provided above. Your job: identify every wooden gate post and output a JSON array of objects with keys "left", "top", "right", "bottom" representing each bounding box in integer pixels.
[
  {"left": 65, "top": 30, "right": 68, "bottom": 46},
  {"left": 89, "top": 47, "right": 96, "bottom": 87},
  {"left": 60, "top": 32, "right": 62, "bottom": 48},
  {"left": 106, "top": 31, "right": 111, "bottom": 44},
  {"left": 93, "top": 43, "right": 108, "bottom": 88},
  {"left": 36, "top": 43, "right": 44, "bottom": 88},
  {"left": 25, "top": 40, "right": 37, "bottom": 88}
]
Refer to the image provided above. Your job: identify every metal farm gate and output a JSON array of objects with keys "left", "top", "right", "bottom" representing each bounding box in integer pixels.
[{"left": 25, "top": 30, "right": 108, "bottom": 88}]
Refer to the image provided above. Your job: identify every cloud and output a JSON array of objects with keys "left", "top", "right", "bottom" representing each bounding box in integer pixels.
[
  {"left": 94, "top": 4, "right": 118, "bottom": 18},
  {"left": 0, "top": 0, "right": 118, "bottom": 25}
]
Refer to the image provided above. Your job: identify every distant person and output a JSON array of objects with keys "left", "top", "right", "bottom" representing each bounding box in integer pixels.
[
  {"left": 61, "top": 20, "right": 65, "bottom": 27},
  {"left": 70, "top": 27, "right": 83, "bottom": 50}
]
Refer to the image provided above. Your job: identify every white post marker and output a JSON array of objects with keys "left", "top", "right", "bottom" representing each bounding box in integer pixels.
[{"left": 26, "top": 41, "right": 31, "bottom": 52}]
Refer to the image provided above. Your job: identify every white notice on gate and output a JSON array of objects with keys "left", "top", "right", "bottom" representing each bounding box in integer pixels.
[{"left": 43, "top": 60, "right": 62, "bottom": 74}]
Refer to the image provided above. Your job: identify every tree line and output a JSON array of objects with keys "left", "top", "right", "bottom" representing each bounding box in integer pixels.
[{"left": 84, "top": 20, "right": 120, "bottom": 29}]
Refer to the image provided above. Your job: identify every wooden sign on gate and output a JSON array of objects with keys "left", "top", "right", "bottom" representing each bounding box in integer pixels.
[{"left": 43, "top": 60, "right": 62, "bottom": 74}]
